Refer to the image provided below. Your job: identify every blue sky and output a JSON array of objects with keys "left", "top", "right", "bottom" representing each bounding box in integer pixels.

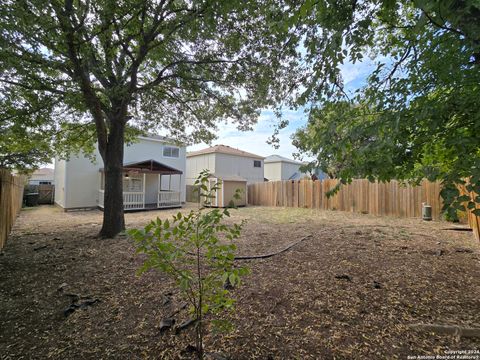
[{"left": 187, "top": 58, "right": 378, "bottom": 159}]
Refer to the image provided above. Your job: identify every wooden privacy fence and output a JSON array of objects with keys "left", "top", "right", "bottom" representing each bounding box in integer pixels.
[
  {"left": 248, "top": 179, "right": 480, "bottom": 241},
  {"left": 458, "top": 182, "right": 480, "bottom": 241},
  {"left": 0, "top": 169, "right": 25, "bottom": 250},
  {"left": 248, "top": 179, "right": 444, "bottom": 220}
]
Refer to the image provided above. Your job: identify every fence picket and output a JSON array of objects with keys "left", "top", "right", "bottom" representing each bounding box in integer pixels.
[
  {"left": 245, "top": 178, "right": 479, "bottom": 241},
  {"left": 0, "top": 169, "right": 25, "bottom": 249}
]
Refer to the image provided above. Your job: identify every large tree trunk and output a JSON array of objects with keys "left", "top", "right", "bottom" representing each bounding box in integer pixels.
[{"left": 99, "top": 121, "right": 125, "bottom": 238}]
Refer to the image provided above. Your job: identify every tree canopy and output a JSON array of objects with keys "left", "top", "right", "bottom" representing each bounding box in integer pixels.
[
  {"left": 291, "top": 0, "right": 480, "bottom": 215},
  {"left": 0, "top": 0, "right": 304, "bottom": 236}
]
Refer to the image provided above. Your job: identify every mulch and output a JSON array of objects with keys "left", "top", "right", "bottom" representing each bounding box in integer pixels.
[{"left": 1, "top": 205, "right": 479, "bottom": 359}]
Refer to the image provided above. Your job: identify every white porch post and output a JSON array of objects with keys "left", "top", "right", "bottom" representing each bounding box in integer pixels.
[
  {"left": 179, "top": 174, "right": 182, "bottom": 203},
  {"left": 169, "top": 174, "right": 172, "bottom": 191},
  {"left": 158, "top": 174, "right": 161, "bottom": 208},
  {"left": 143, "top": 173, "right": 146, "bottom": 209}
]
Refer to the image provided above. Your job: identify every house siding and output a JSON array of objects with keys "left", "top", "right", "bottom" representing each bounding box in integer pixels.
[
  {"left": 264, "top": 162, "right": 283, "bottom": 181},
  {"left": 282, "top": 162, "right": 305, "bottom": 180},
  {"left": 186, "top": 153, "right": 216, "bottom": 185},
  {"left": 29, "top": 174, "right": 55, "bottom": 185},
  {"left": 63, "top": 154, "right": 102, "bottom": 209},
  {"left": 54, "top": 159, "right": 67, "bottom": 208},
  {"left": 264, "top": 161, "right": 308, "bottom": 181},
  {"left": 55, "top": 138, "right": 186, "bottom": 209},
  {"left": 214, "top": 153, "right": 264, "bottom": 184}
]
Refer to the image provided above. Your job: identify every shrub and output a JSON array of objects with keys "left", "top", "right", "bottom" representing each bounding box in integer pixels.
[{"left": 129, "top": 170, "right": 248, "bottom": 359}]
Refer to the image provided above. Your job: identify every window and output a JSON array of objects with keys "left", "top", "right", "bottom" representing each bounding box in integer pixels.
[
  {"left": 123, "top": 177, "right": 142, "bottom": 192},
  {"left": 254, "top": 160, "right": 261, "bottom": 168},
  {"left": 39, "top": 181, "right": 51, "bottom": 185},
  {"left": 163, "top": 146, "right": 179, "bottom": 158}
]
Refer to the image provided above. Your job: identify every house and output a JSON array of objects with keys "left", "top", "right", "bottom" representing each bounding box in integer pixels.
[
  {"left": 264, "top": 155, "right": 327, "bottom": 181},
  {"left": 29, "top": 168, "right": 55, "bottom": 185},
  {"left": 186, "top": 145, "right": 265, "bottom": 185},
  {"left": 54, "top": 136, "right": 186, "bottom": 211},
  {"left": 186, "top": 145, "right": 264, "bottom": 207},
  {"left": 264, "top": 155, "right": 309, "bottom": 181}
]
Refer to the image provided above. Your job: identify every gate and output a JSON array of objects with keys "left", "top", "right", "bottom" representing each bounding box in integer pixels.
[{"left": 38, "top": 184, "right": 54, "bottom": 204}]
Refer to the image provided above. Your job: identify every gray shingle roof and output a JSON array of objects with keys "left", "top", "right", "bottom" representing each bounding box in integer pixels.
[{"left": 264, "top": 155, "right": 303, "bottom": 165}]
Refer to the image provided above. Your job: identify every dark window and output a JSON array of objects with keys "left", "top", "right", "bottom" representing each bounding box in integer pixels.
[
  {"left": 254, "top": 160, "right": 261, "bottom": 168},
  {"left": 39, "top": 181, "right": 51, "bottom": 185}
]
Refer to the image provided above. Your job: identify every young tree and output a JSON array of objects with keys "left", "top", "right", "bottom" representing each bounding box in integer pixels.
[
  {"left": 290, "top": 0, "right": 480, "bottom": 213},
  {"left": 0, "top": 0, "right": 301, "bottom": 237},
  {"left": 130, "top": 171, "right": 248, "bottom": 359}
]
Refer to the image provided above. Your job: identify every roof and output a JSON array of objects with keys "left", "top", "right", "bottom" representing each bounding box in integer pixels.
[
  {"left": 138, "top": 134, "right": 185, "bottom": 146},
  {"left": 208, "top": 173, "right": 247, "bottom": 182},
  {"left": 264, "top": 155, "right": 303, "bottom": 165},
  {"left": 99, "top": 159, "right": 182, "bottom": 175},
  {"left": 32, "top": 168, "right": 54, "bottom": 176},
  {"left": 187, "top": 145, "right": 264, "bottom": 160}
]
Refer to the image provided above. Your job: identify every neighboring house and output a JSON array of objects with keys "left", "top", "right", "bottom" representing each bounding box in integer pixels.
[
  {"left": 264, "top": 155, "right": 328, "bottom": 181},
  {"left": 54, "top": 136, "right": 186, "bottom": 211},
  {"left": 264, "top": 155, "right": 309, "bottom": 181},
  {"left": 186, "top": 145, "right": 265, "bottom": 185},
  {"left": 29, "top": 168, "right": 55, "bottom": 185}
]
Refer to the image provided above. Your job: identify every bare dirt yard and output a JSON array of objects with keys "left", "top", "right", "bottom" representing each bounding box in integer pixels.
[{"left": 1, "top": 204, "right": 479, "bottom": 359}]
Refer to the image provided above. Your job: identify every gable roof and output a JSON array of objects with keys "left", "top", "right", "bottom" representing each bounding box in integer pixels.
[
  {"left": 264, "top": 155, "right": 303, "bottom": 165},
  {"left": 100, "top": 159, "right": 182, "bottom": 174},
  {"left": 187, "top": 145, "right": 264, "bottom": 160},
  {"left": 138, "top": 134, "right": 185, "bottom": 146}
]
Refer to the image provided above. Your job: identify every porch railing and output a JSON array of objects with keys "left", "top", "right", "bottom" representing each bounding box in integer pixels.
[
  {"left": 158, "top": 191, "right": 181, "bottom": 208},
  {"left": 123, "top": 192, "right": 145, "bottom": 210},
  {"left": 98, "top": 190, "right": 145, "bottom": 210}
]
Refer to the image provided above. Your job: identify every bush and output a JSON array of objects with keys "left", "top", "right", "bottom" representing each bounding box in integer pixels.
[{"left": 129, "top": 170, "right": 249, "bottom": 359}]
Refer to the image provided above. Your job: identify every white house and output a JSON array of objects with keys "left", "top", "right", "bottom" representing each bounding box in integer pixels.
[
  {"left": 264, "top": 155, "right": 309, "bottom": 181},
  {"left": 54, "top": 135, "right": 186, "bottom": 211},
  {"left": 186, "top": 145, "right": 265, "bottom": 185},
  {"left": 29, "top": 168, "right": 55, "bottom": 185}
]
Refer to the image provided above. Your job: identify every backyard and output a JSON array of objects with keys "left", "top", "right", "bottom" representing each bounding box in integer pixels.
[{"left": 1, "top": 205, "right": 479, "bottom": 359}]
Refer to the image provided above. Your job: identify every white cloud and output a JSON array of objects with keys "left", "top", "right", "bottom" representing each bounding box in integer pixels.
[
  {"left": 188, "top": 59, "right": 376, "bottom": 160},
  {"left": 187, "top": 109, "right": 306, "bottom": 159}
]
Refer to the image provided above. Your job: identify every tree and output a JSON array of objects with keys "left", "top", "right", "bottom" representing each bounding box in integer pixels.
[
  {"left": 0, "top": 0, "right": 301, "bottom": 237},
  {"left": 290, "top": 0, "right": 480, "bottom": 214},
  {"left": 0, "top": 86, "right": 55, "bottom": 170},
  {"left": 130, "top": 171, "right": 249, "bottom": 359}
]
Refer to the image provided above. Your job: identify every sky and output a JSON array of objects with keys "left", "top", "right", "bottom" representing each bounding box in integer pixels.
[{"left": 187, "top": 58, "right": 377, "bottom": 160}]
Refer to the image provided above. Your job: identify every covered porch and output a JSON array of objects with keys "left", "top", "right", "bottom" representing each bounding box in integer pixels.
[{"left": 98, "top": 159, "right": 183, "bottom": 211}]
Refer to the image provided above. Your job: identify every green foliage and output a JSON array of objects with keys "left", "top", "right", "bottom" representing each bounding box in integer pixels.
[
  {"left": 129, "top": 170, "right": 249, "bottom": 359},
  {"left": 0, "top": 0, "right": 303, "bottom": 152},
  {"left": 0, "top": 123, "right": 53, "bottom": 170},
  {"left": 291, "top": 0, "right": 480, "bottom": 213},
  {"left": 0, "top": 0, "right": 304, "bottom": 234}
]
